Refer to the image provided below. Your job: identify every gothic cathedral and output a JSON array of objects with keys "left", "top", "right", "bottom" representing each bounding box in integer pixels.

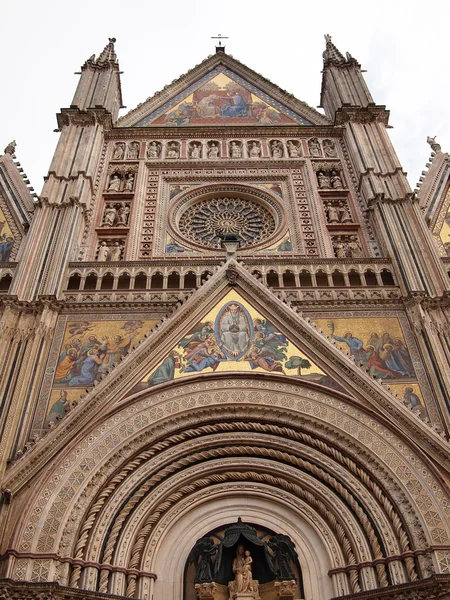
[{"left": 1, "top": 36, "right": 450, "bottom": 600}]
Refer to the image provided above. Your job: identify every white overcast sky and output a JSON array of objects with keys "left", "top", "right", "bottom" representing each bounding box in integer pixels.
[{"left": 1, "top": 0, "right": 449, "bottom": 193}]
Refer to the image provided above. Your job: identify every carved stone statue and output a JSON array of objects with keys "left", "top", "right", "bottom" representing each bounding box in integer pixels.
[
  {"left": 230, "top": 142, "right": 242, "bottom": 158},
  {"left": 317, "top": 171, "right": 330, "bottom": 189},
  {"left": 103, "top": 205, "right": 117, "bottom": 227},
  {"left": 97, "top": 241, "right": 109, "bottom": 261},
  {"left": 147, "top": 141, "right": 161, "bottom": 158},
  {"left": 127, "top": 142, "right": 140, "bottom": 160},
  {"left": 167, "top": 143, "right": 179, "bottom": 158},
  {"left": 107, "top": 174, "right": 121, "bottom": 192},
  {"left": 334, "top": 236, "right": 346, "bottom": 259},
  {"left": 124, "top": 173, "right": 135, "bottom": 191},
  {"left": 308, "top": 138, "right": 322, "bottom": 157},
  {"left": 228, "top": 546, "right": 258, "bottom": 597},
  {"left": 271, "top": 140, "right": 283, "bottom": 158},
  {"left": 112, "top": 143, "right": 125, "bottom": 160},
  {"left": 208, "top": 143, "right": 219, "bottom": 159},
  {"left": 323, "top": 139, "right": 337, "bottom": 157},
  {"left": 117, "top": 204, "right": 130, "bottom": 226},
  {"left": 4, "top": 140, "right": 16, "bottom": 155},
  {"left": 338, "top": 202, "right": 352, "bottom": 223},
  {"left": 330, "top": 170, "right": 343, "bottom": 189},
  {"left": 326, "top": 203, "right": 339, "bottom": 224},
  {"left": 348, "top": 235, "right": 363, "bottom": 258},
  {"left": 109, "top": 241, "right": 122, "bottom": 261},
  {"left": 248, "top": 142, "right": 261, "bottom": 158},
  {"left": 287, "top": 141, "right": 299, "bottom": 158},
  {"left": 191, "top": 143, "right": 202, "bottom": 159},
  {"left": 427, "top": 136, "right": 441, "bottom": 153}
]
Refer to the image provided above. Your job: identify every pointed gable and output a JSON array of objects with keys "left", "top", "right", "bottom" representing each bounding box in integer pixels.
[
  {"left": 131, "top": 289, "right": 344, "bottom": 395},
  {"left": 117, "top": 52, "right": 330, "bottom": 128}
]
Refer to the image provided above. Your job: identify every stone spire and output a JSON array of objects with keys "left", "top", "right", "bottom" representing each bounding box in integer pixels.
[
  {"left": 96, "top": 37, "right": 118, "bottom": 64},
  {"left": 69, "top": 37, "right": 123, "bottom": 121},
  {"left": 322, "top": 34, "right": 346, "bottom": 65}
]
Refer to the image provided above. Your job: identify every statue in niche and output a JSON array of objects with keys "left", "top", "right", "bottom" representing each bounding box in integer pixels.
[
  {"left": 323, "top": 139, "right": 337, "bottom": 157},
  {"left": 334, "top": 236, "right": 346, "bottom": 258},
  {"left": 338, "top": 202, "right": 352, "bottom": 223},
  {"left": 229, "top": 546, "right": 255, "bottom": 595},
  {"left": 187, "top": 537, "right": 218, "bottom": 583},
  {"left": 190, "top": 143, "right": 202, "bottom": 159},
  {"left": 317, "top": 171, "right": 330, "bottom": 189},
  {"left": 103, "top": 205, "right": 117, "bottom": 227},
  {"left": 268, "top": 534, "right": 298, "bottom": 580},
  {"left": 230, "top": 142, "right": 242, "bottom": 158},
  {"left": 326, "top": 203, "right": 339, "bottom": 224},
  {"left": 112, "top": 143, "right": 125, "bottom": 160},
  {"left": 348, "top": 235, "right": 363, "bottom": 257},
  {"left": 308, "top": 138, "right": 322, "bottom": 157},
  {"left": 124, "top": 173, "right": 135, "bottom": 191},
  {"left": 127, "top": 142, "right": 140, "bottom": 160},
  {"left": 109, "top": 241, "right": 122, "bottom": 261},
  {"left": 248, "top": 142, "right": 261, "bottom": 158},
  {"left": 117, "top": 203, "right": 130, "bottom": 226},
  {"left": 147, "top": 141, "right": 161, "bottom": 159},
  {"left": 287, "top": 141, "right": 300, "bottom": 158},
  {"left": 167, "top": 143, "right": 179, "bottom": 158},
  {"left": 97, "top": 241, "right": 109, "bottom": 261},
  {"left": 330, "top": 170, "right": 343, "bottom": 189},
  {"left": 107, "top": 174, "right": 121, "bottom": 192},
  {"left": 270, "top": 140, "right": 283, "bottom": 158},
  {"left": 208, "top": 143, "right": 219, "bottom": 158}
]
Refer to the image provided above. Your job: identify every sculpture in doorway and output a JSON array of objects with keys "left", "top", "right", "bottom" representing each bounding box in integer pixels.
[
  {"left": 188, "top": 537, "right": 218, "bottom": 583},
  {"left": 268, "top": 534, "right": 298, "bottom": 580}
]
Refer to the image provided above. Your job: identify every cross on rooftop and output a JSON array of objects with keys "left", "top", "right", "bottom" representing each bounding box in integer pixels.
[{"left": 211, "top": 34, "right": 229, "bottom": 53}]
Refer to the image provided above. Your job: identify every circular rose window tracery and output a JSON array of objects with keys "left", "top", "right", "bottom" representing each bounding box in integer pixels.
[{"left": 178, "top": 197, "right": 276, "bottom": 249}]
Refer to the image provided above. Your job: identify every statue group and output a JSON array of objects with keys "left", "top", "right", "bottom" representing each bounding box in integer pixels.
[{"left": 188, "top": 520, "right": 298, "bottom": 600}]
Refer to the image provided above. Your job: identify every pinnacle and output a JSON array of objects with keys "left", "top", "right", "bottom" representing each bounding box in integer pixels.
[
  {"left": 322, "top": 34, "right": 346, "bottom": 65},
  {"left": 96, "top": 37, "right": 117, "bottom": 64}
]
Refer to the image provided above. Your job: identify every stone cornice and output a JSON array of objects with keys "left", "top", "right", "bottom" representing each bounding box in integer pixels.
[
  {"left": 106, "top": 124, "right": 341, "bottom": 139},
  {"left": 116, "top": 52, "right": 330, "bottom": 128},
  {"left": 57, "top": 107, "right": 113, "bottom": 131},
  {"left": 335, "top": 105, "right": 390, "bottom": 126},
  {"left": 4, "top": 261, "right": 450, "bottom": 491},
  {"left": 330, "top": 574, "right": 450, "bottom": 600}
]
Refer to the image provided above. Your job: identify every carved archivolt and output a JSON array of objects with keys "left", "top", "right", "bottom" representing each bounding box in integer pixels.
[{"left": 6, "top": 377, "right": 449, "bottom": 598}]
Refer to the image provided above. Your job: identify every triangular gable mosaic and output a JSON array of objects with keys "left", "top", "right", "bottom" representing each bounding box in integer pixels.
[
  {"left": 131, "top": 290, "right": 342, "bottom": 394},
  {"left": 135, "top": 67, "right": 312, "bottom": 127}
]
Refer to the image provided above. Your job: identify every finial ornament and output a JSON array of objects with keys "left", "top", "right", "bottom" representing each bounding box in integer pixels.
[
  {"left": 324, "top": 33, "right": 332, "bottom": 44},
  {"left": 427, "top": 136, "right": 441, "bottom": 153},
  {"left": 4, "top": 140, "right": 16, "bottom": 155},
  {"left": 211, "top": 33, "right": 229, "bottom": 53}
]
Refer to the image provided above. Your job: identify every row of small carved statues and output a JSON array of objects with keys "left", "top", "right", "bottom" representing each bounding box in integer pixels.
[
  {"left": 332, "top": 235, "right": 363, "bottom": 258},
  {"left": 111, "top": 137, "right": 338, "bottom": 161}
]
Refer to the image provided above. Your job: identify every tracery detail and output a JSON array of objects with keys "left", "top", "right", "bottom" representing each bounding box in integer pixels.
[{"left": 178, "top": 197, "right": 276, "bottom": 249}]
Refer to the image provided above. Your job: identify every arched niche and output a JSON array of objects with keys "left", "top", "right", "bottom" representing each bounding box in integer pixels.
[{"left": 152, "top": 494, "right": 331, "bottom": 600}]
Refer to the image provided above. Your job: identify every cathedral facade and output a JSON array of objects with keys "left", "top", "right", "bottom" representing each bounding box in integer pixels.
[{"left": 1, "top": 36, "right": 450, "bottom": 600}]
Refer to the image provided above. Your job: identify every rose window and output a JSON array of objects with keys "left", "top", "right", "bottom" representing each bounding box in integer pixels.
[{"left": 177, "top": 197, "right": 276, "bottom": 249}]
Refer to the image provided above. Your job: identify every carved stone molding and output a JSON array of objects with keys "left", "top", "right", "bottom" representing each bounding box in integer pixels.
[{"left": 334, "top": 105, "right": 390, "bottom": 126}]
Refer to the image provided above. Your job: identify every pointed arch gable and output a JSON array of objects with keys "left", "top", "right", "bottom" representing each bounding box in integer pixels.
[
  {"left": 4, "top": 260, "right": 450, "bottom": 496},
  {"left": 116, "top": 53, "right": 330, "bottom": 129}
]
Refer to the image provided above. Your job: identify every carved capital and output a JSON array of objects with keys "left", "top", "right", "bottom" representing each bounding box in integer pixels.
[
  {"left": 195, "top": 581, "right": 217, "bottom": 599},
  {"left": 274, "top": 579, "right": 296, "bottom": 598},
  {"left": 56, "top": 107, "right": 112, "bottom": 130}
]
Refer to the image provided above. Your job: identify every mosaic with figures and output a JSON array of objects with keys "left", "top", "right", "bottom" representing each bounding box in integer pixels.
[
  {"left": 0, "top": 206, "right": 15, "bottom": 262},
  {"left": 135, "top": 68, "right": 311, "bottom": 127},
  {"left": 131, "top": 291, "right": 342, "bottom": 395},
  {"left": 33, "top": 314, "right": 160, "bottom": 433}
]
